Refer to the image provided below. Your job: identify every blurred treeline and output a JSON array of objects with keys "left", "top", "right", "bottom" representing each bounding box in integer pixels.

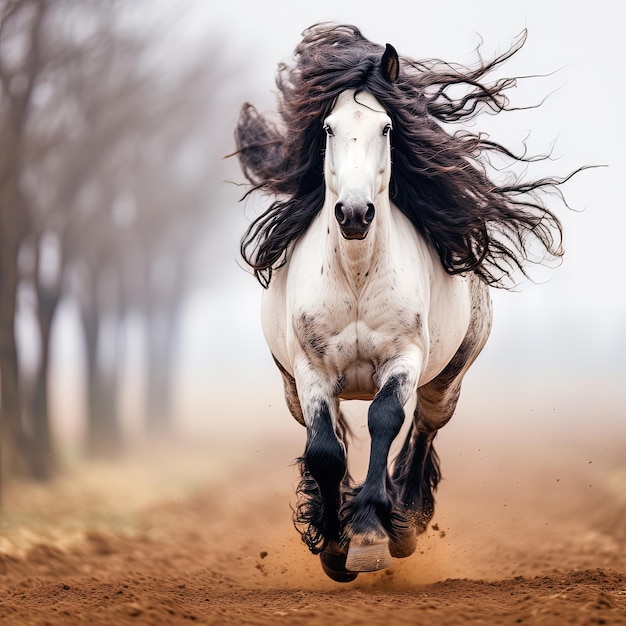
[{"left": 0, "top": 0, "right": 237, "bottom": 502}]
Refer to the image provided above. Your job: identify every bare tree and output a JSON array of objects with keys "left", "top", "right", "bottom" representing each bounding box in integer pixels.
[
  {"left": 12, "top": 0, "right": 133, "bottom": 467},
  {"left": 0, "top": 0, "right": 47, "bottom": 491},
  {"left": 0, "top": 0, "right": 240, "bottom": 498}
]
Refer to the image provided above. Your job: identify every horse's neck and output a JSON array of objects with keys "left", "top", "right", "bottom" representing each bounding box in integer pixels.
[{"left": 324, "top": 198, "right": 392, "bottom": 291}]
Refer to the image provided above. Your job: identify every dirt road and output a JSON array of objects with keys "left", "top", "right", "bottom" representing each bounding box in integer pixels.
[{"left": 0, "top": 383, "right": 624, "bottom": 625}]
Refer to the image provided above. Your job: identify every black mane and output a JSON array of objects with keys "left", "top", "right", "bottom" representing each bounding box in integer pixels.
[{"left": 235, "top": 23, "right": 580, "bottom": 288}]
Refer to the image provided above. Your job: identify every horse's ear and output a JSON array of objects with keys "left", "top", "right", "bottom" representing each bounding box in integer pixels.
[{"left": 381, "top": 44, "right": 399, "bottom": 83}]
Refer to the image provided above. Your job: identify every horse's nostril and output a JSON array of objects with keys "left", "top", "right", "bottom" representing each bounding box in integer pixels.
[
  {"left": 335, "top": 203, "right": 346, "bottom": 224},
  {"left": 365, "top": 204, "right": 375, "bottom": 224}
]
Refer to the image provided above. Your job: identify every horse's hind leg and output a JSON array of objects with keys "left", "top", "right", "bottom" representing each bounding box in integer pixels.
[
  {"left": 390, "top": 278, "right": 492, "bottom": 558},
  {"left": 273, "top": 356, "right": 305, "bottom": 426},
  {"left": 388, "top": 397, "right": 447, "bottom": 558}
]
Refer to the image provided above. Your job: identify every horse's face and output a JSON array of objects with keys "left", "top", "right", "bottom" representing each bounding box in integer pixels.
[{"left": 323, "top": 90, "right": 392, "bottom": 240}]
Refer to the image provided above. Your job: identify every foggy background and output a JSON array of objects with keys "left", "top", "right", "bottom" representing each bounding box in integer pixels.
[{"left": 3, "top": 0, "right": 623, "bottom": 482}]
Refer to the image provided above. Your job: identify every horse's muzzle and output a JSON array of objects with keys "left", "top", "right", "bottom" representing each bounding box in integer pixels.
[{"left": 335, "top": 201, "right": 375, "bottom": 240}]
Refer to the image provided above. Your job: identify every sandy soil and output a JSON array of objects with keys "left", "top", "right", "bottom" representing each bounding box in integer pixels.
[{"left": 0, "top": 383, "right": 625, "bottom": 625}]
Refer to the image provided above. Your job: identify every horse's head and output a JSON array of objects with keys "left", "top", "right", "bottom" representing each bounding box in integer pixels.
[
  {"left": 323, "top": 90, "right": 393, "bottom": 241},
  {"left": 322, "top": 46, "right": 399, "bottom": 241}
]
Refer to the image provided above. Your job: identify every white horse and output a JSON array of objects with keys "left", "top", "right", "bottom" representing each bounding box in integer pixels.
[
  {"left": 260, "top": 54, "right": 492, "bottom": 581},
  {"left": 236, "top": 25, "right": 572, "bottom": 582}
]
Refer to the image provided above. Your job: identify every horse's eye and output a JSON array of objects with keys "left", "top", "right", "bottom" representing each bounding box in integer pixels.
[
  {"left": 382, "top": 124, "right": 392, "bottom": 137},
  {"left": 324, "top": 124, "right": 334, "bottom": 137}
]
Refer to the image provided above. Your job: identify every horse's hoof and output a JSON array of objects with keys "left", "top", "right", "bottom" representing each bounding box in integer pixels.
[
  {"left": 320, "top": 542, "right": 358, "bottom": 583},
  {"left": 320, "top": 554, "right": 359, "bottom": 582},
  {"left": 345, "top": 536, "right": 392, "bottom": 572},
  {"left": 389, "top": 528, "right": 417, "bottom": 558}
]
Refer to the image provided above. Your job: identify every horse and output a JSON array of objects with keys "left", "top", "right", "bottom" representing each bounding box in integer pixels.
[{"left": 234, "top": 23, "right": 577, "bottom": 582}]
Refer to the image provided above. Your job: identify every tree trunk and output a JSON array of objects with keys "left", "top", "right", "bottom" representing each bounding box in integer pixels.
[
  {"left": 97, "top": 305, "right": 123, "bottom": 454},
  {"left": 29, "top": 284, "right": 60, "bottom": 479},
  {"left": 81, "top": 278, "right": 122, "bottom": 457},
  {"left": 0, "top": 244, "right": 23, "bottom": 498},
  {"left": 0, "top": 166, "right": 29, "bottom": 500},
  {"left": 0, "top": 0, "right": 47, "bottom": 501},
  {"left": 145, "top": 303, "right": 179, "bottom": 438}
]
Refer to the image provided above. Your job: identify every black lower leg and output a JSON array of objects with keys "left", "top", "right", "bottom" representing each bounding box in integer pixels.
[
  {"left": 397, "top": 430, "right": 441, "bottom": 531},
  {"left": 294, "top": 399, "right": 346, "bottom": 553},
  {"left": 345, "top": 376, "right": 407, "bottom": 539}
]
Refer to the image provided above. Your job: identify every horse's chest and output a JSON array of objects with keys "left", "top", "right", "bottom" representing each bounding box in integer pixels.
[{"left": 293, "top": 287, "right": 420, "bottom": 397}]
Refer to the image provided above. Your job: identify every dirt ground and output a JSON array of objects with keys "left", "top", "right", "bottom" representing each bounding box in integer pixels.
[{"left": 0, "top": 381, "right": 625, "bottom": 625}]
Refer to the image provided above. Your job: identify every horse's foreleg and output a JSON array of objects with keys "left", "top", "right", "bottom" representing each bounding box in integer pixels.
[
  {"left": 290, "top": 361, "right": 346, "bottom": 543},
  {"left": 344, "top": 366, "right": 418, "bottom": 572},
  {"left": 298, "top": 397, "right": 346, "bottom": 545},
  {"left": 389, "top": 369, "right": 464, "bottom": 558},
  {"left": 280, "top": 356, "right": 355, "bottom": 582},
  {"left": 297, "top": 395, "right": 358, "bottom": 581}
]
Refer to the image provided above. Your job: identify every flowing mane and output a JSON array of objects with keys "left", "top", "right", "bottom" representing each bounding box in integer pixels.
[{"left": 235, "top": 22, "right": 578, "bottom": 288}]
